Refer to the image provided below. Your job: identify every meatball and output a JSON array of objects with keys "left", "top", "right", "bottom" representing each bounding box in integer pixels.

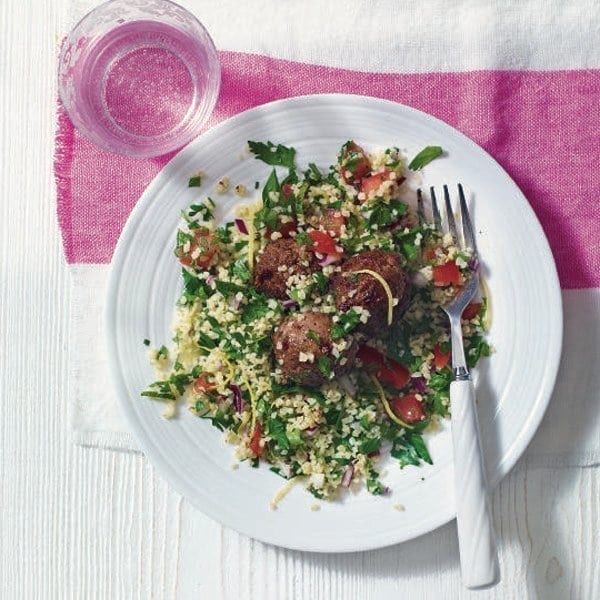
[
  {"left": 273, "top": 312, "right": 358, "bottom": 386},
  {"left": 331, "top": 250, "right": 411, "bottom": 335},
  {"left": 253, "top": 238, "right": 318, "bottom": 300}
]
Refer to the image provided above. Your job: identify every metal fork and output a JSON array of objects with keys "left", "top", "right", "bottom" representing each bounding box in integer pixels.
[{"left": 417, "top": 184, "right": 500, "bottom": 589}]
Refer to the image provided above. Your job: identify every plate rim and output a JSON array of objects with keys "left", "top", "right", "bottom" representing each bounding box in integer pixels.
[{"left": 105, "top": 93, "right": 563, "bottom": 552}]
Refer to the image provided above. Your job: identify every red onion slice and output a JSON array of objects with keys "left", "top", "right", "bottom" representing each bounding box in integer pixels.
[
  {"left": 235, "top": 219, "right": 248, "bottom": 235},
  {"left": 229, "top": 384, "right": 244, "bottom": 413},
  {"left": 282, "top": 298, "right": 298, "bottom": 310},
  {"left": 468, "top": 257, "right": 480, "bottom": 271},
  {"left": 317, "top": 254, "right": 340, "bottom": 266},
  {"left": 341, "top": 464, "right": 355, "bottom": 487},
  {"left": 412, "top": 376, "right": 427, "bottom": 394},
  {"left": 304, "top": 426, "right": 319, "bottom": 438}
]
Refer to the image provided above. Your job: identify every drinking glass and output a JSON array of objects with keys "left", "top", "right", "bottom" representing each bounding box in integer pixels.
[{"left": 58, "top": 0, "right": 220, "bottom": 158}]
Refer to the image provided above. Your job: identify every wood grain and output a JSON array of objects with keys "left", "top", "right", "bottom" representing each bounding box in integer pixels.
[{"left": 0, "top": 1, "right": 598, "bottom": 599}]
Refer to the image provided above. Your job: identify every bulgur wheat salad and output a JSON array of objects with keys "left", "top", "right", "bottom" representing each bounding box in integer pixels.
[{"left": 143, "top": 140, "right": 490, "bottom": 500}]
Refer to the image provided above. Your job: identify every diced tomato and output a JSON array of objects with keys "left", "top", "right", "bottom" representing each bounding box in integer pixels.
[
  {"left": 339, "top": 141, "right": 371, "bottom": 185},
  {"left": 193, "top": 373, "right": 217, "bottom": 394},
  {"left": 424, "top": 247, "right": 438, "bottom": 262},
  {"left": 308, "top": 230, "right": 341, "bottom": 255},
  {"left": 432, "top": 260, "right": 461, "bottom": 286},
  {"left": 432, "top": 343, "right": 451, "bottom": 370},
  {"left": 360, "top": 169, "right": 393, "bottom": 198},
  {"left": 321, "top": 209, "right": 345, "bottom": 236},
  {"left": 462, "top": 302, "right": 482, "bottom": 320},
  {"left": 282, "top": 183, "right": 294, "bottom": 201},
  {"left": 177, "top": 229, "right": 218, "bottom": 270},
  {"left": 248, "top": 421, "right": 264, "bottom": 457},
  {"left": 390, "top": 394, "right": 425, "bottom": 424},
  {"left": 357, "top": 345, "right": 410, "bottom": 389}
]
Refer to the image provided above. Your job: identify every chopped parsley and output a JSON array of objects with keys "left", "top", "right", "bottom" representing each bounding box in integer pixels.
[{"left": 331, "top": 309, "right": 362, "bottom": 340}]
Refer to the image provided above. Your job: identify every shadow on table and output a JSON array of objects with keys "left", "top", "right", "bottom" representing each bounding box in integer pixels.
[{"left": 293, "top": 463, "right": 585, "bottom": 598}]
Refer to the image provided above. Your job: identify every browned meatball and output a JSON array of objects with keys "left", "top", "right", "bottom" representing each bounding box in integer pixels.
[
  {"left": 273, "top": 312, "right": 358, "bottom": 386},
  {"left": 331, "top": 250, "right": 411, "bottom": 335},
  {"left": 253, "top": 238, "right": 318, "bottom": 300}
]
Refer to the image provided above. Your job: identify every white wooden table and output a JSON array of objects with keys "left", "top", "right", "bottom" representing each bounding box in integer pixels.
[{"left": 1, "top": 1, "right": 598, "bottom": 598}]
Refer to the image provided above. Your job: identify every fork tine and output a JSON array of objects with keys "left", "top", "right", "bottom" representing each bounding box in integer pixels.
[
  {"left": 430, "top": 187, "right": 442, "bottom": 230},
  {"left": 443, "top": 184, "right": 458, "bottom": 242},
  {"left": 417, "top": 188, "right": 425, "bottom": 224},
  {"left": 458, "top": 183, "right": 478, "bottom": 255}
]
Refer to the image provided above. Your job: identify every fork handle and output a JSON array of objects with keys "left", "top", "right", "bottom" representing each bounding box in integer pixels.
[{"left": 450, "top": 379, "right": 500, "bottom": 589}]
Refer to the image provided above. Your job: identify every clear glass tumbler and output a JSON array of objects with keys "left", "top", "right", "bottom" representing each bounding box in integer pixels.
[{"left": 58, "top": 0, "right": 220, "bottom": 158}]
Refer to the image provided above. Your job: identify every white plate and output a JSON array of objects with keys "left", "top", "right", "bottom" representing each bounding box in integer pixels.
[{"left": 106, "top": 94, "right": 562, "bottom": 553}]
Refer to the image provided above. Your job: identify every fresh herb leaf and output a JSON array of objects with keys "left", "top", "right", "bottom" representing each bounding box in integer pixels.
[
  {"left": 156, "top": 345, "right": 169, "bottom": 360},
  {"left": 215, "top": 225, "right": 232, "bottom": 244},
  {"left": 466, "top": 335, "right": 491, "bottom": 368},
  {"left": 176, "top": 230, "right": 193, "bottom": 247},
  {"left": 305, "top": 162, "right": 322, "bottom": 183},
  {"left": 366, "top": 199, "right": 408, "bottom": 229},
  {"left": 305, "top": 330, "right": 322, "bottom": 344},
  {"left": 248, "top": 141, "right": 296, "bottom": 169},
  {"left": 271, "top": 382, "right": 327, "bottom": 406},
  {"left": 241, "top": 292, "right": 271, "bottom": 324},
  {"left": 287, "top": 428, "right": 303, "bottom": 448},
  {"left": 331, "top": 309, "right": 361, "bottom": 340},
  {"left": 215, "top": 280, "right": 246, "bottom": 296},
  {"left": 188, "top": 175, "right": 202, "bottom": 187},
  {"left": 168, "top": 372, "right": 191, "bottom": 394},
  {"left": 262, "top": 168, "right": 280, "bottom": 204},
  {"left": 181, "top": 269, "right": 210, "bottom": 303},
  {"left": 366, "top": 467, "right": 387, "bottom": 495},
  {"left": 313, "top": 271, "right": 328, "bottom": 294},
  {"left": 295, "top": 231, "right": 313, "bottom": 247},
  {"left": 391, "top": 432, "right": 433, "bottom": 467},
  {"left": 231, "top": 258, "right": 251, "bottom": 283},
  {"left": 318, "top": 356, "right": 332, "bottom": 378},
  {"left": 394, "top": 226, "right": 423, "bottom": 263},
  {"left": 292, "top": 181, "right": 309, "bottom": 215},
  {"left": 254, "top": 205, "right": 278, "bottom": 231},
  {"left": 430, "top": 392, "right": 449, "bottom": 416},
  {"left": 267, "top": 416, "right": 290, "bottom": 450},
  {"left": 205, "top": 408, "right": 234, "bottom": 432},
  {"left": 188, "top": 203, "right": 213, "bottom": 221},
  {"left": 408, "top": 432, "right": 432, "bottom": 464},
  {"left": 360, "top": 437, "right": 381, "bottom": 455},
  {"left": 143, "top": 338, "right": 150, "bottom": 346},
  {"left": 325, "top": 408, "right": 342, "bottom": 429},
  {"left": 408, "top": 146, "right": 444, "bottom": 171},
  {"left": 428, "top": 370, "right": 452, "bottom": 392},
  {"left": 141, "top": 390, "right": 175, "bottom": 400},
  {"left": 197, "top": 332, "right": 217, "bottom": 349}
]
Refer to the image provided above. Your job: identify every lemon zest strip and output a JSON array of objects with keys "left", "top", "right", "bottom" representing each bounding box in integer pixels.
[
  {"left": 370, "top": 375, "right": 414, "bottom": 430},
  {"left": 352, "top": 269, "right": 394, "bottom": 325}
]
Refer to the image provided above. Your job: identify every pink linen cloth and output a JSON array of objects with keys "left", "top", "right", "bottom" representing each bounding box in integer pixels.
[
  {"left": 55, "top": 49, "right": 600, "bottom": 459},
  {"left": 56, "top": 52, "right": 599, "bottom": 286}
]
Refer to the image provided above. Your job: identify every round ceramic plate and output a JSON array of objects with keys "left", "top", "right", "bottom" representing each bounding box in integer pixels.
[{"left": 106, "top": 94, "right": 562, "bottom": 552}]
